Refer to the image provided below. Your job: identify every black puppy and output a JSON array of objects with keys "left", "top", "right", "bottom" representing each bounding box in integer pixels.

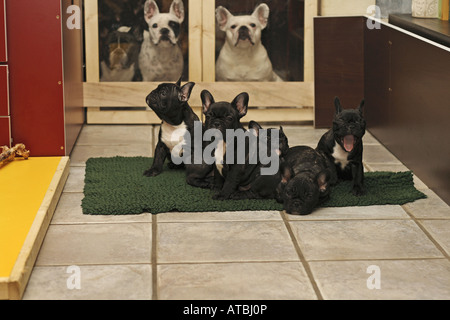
[
  {"left": 144, "top": 78, "right": 213, "bottom": 188},
  {"left": 316, "top": 97, "right": 366, "bottom": 195},
  {"left": 229, "top": 121, "right": 289, "bottom": 200},
  {"left": 277, "top": 146, "right": 335, "bottom": 215},
  {"left": 201, "top": 89, "right": 249, "bottom": 200}
]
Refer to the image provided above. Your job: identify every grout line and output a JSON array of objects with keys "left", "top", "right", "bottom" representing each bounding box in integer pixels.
[
  {"left": 279, "top": 210, "right": 324, "bottom": 300},
  {"left": 152, "top": 213, "right": 158, "bottom": 300},
  {"left": 402, "top": 205, "right": 450, "bottom": 260}
]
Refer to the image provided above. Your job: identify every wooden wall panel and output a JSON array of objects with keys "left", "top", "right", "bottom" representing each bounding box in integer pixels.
[{"left": 314, "top": 16, "right": 365, "bottom": 128}]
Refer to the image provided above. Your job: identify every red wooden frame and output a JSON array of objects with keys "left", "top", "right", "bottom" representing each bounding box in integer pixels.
[{"left": 6, "top": 0, "right": 66, "bottom": 156}]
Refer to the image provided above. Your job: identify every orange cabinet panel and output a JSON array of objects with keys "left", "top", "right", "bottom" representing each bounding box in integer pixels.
[
  {"left": 0, "top": 0, "right": 6, "bottom": 62},
  {"left": 0, "top": 65, "right": 8, "bottom": 116},
  {"left": 0, "top": 116, "right": 10, "bottom": 147}
]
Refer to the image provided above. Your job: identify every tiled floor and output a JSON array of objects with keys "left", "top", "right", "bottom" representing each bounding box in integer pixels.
[{"left": 23, "top": 124, "right": 450, "bottom": 300}]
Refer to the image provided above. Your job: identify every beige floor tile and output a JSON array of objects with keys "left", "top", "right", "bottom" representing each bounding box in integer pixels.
[
  {"left": 76, "top": 125, "right": 152, "bottom": 146},
  {"left": 364, "top": 162, "right": 410, "bottom": 173},
  {"left": 363, "top": 145, "right": 402, "bottom": 164},
  {"left": 35, "top": 223, "right": 152, "bottom": 265},
  {"left": 158, "top": 262, "right": 317, "bottom": 300},
  {"left": 23, "top": 264, "right": 152, "bottom": 300},
  {"left": 285, "top": 205, "right": 410, "bottom": 221},
  {"left": 157, "top": 221, "right": 298, "bottom": 263},
  {"left": 51, "top": 192, "right": 153, "bottom": 224},
  {"left": 309, "top": 259, "right": 450, "bottom": 300},
  {"left": 70, "top": 144, "right": 152, "bottom": 166},
  {"left": 289, "top": 220, "right": 443, "bottom": 261},
  {"left": 157, "top": 210, "right": 282, "bottom": 222},
  {"left": 403, "top": 189, "right": 450, "bottom": 219},
  {"left": 63, "top": 166, "right": 86, "bottom": 193},
  {"left": 280, "top": 126, "right": 328, "bottom": 147},
  {"left": 420, "top": 220, "right": 450, "bottom": 256}
]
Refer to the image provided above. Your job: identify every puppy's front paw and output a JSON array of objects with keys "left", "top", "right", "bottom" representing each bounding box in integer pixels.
[
  {"left": 212, "top": 193, "right": 228, "bottom": 201},
  {"left": 143, "top": 168, "right": 162, "bottom": 177},
  {"left": 352, "top": 185, "right": 366, "bottom": 196}
]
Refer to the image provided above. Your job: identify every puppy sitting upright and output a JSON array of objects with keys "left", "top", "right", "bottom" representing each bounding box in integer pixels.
[
  {"left": 139, "top": 0, "right": 184, "bottom": 81},
  {"left": 144, "top": 79, "right": 213, "bottom": 188},
  {"left": 144, "top": 78, "right": 195, "bottom": 177},
  {"left": 201, "top": 90, "right": 249, "bottom": 200},
  {"left": 215, "top": 3, "right": 282, "bottom": 82},
  {"left": 316, "top": 97, "right": 366, "bottom": 196}
]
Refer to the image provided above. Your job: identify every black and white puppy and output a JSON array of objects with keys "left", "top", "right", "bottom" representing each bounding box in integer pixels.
[
  {"left": 144, "top": 79, "right": 213, "bottom": 188},
  {"left": 139, "top": 0, "right": 184, "bottom": 81},
  {"left": 277, "top": 146, "right": 335, "bottom": 215},
  {"left": 316, "top": 97, "right": 366, "bottom": 196},
  {"left": 201, "top": 90, "right": 249, "bottom": 200}
]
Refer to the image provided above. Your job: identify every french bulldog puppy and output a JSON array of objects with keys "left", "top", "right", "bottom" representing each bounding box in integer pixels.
[
  {"left": 277, "top": 146, "right": 335, "bottom": 215},
  {"left": 316, "top": 97, "right": 366, "bottom": 196},
  {"left": 201, "top": 89, "right": 250, "bottom": 200},
  {"left": 144, "top": 79, "right": 213, "bottom": 188},
  {"left": 229, "top": 121, "right": 289, "bottom": 200},
  {"left": 215, "top": 3, "right": 282, "bottom": 82},
  {"left": 139, "top": 0, "right": 184, "bottom": 81}
]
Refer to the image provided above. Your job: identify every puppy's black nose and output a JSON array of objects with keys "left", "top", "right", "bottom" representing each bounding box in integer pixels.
[{"left": 160, "top": 28, "right": 170, "bottom": 35}]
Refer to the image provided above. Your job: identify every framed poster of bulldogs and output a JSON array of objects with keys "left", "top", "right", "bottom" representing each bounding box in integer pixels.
[{"left": 84, "top": 0, "right": 317, "bottom": 124}]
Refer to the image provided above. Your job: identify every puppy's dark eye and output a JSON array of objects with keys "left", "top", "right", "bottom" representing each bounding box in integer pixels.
[
  {"left": 231, "top": 25, "right": 237, "bottom": 29},
  {"left": 152, "top": 23, "right": 158, "bottom": 28},
  {"left": 226, "top": 116, "right": 233, "bottom": 121},
  {"left": 250, "top": 23, "right": 256, "bottom": 28}
]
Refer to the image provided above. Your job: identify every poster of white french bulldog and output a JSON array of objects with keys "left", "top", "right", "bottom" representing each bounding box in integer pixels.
[
  {"left": 98, "top": 0, "right": 188, "bottom": 82},
  {"left": 139, "top": 0, "right": 185, "bottom": 81},
  {"left": 215, "top": 2, "right": 283, "bottom": 82}
]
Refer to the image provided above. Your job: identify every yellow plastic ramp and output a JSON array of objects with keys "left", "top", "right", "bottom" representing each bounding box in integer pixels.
[{"left": 0, "top": 157, "right": 69, "bottom": 300}]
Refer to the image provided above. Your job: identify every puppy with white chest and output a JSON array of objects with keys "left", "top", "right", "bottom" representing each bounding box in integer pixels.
[
  {"left": 316, "top": 97, "right": 366, "bottom": 196},
  {"left": 201, "top": 90, "right": 250, "bottom": 200},
  {"left": 139, "top": 0, "right": 184, "bottom": 81},
  {"left": 215, "top": 3, "right": 282, "bottom": 82},
  {"left": 144, "top": 78, "right": 214, "bottom": 189}
]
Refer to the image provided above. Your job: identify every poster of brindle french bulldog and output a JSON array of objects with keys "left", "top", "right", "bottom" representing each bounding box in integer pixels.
[
  {"left": 98, "top": 0, "right": 189, "bottom": 82},
  {"left": 214, "top": 0, "right": 305, "bottom": 82}
]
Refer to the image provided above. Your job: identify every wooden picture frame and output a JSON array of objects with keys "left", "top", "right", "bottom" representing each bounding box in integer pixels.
[{"left": 83, "top": 0, "right": 317, "bottom": 124}]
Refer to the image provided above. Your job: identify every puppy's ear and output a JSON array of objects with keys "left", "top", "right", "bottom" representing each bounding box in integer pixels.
[
  {"left": 334, "top": 97, "right": 343, "bottom": 114},
  {"left": 280, "top": 162, "right": 294, "bottom": 184},
  {"left": 175, "top": 77, "right": 182, "bottom": 87},
  {"left": 144, "top": 0, "right": 159, "bottom": 24},
  {"left": 170, "top": 0, "right": 185, "bottom": 23},
  {"left": 249, "top": 120, "right": 262, "bottom": 136},
  {"left": 179, "top": 82, "right": 195, "bottom": 102},
  {"left": 252, "top": 3, "right": 270, "bottom": 29},
  {"left": 232, "top": 92, "right": 249, "bottom": 118},
  {"left": 358, "top": 99, "right": 365, "bottom": 115},
  {"left": 316, "top": 172, "right": 329, "bottom": 193},
  {"left": 216, "top": 6, "right": 232, "bottom": 31},
  {"left": 201, "top": 90, "right": 215, "bottom": 114}
]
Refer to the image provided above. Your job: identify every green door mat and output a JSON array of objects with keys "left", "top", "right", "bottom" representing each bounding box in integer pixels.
[{"left": 81, "top": 157, "right": 427, "bottom": 215}]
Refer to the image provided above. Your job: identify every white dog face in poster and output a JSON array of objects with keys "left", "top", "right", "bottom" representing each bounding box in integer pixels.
[
  {"left": 139, "top": 0, "right": 185, "bottom": 81},
  {"left": 215, "top": 3, "right": 282, "bottom": 82}
]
